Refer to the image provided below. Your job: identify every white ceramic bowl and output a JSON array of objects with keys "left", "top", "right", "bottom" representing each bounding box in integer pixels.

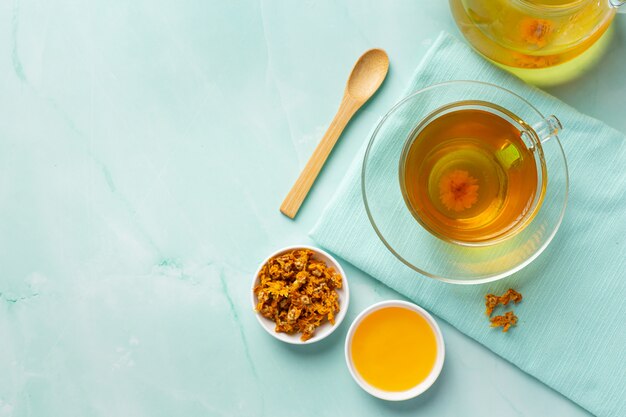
[
  {"left": 344, "top": 300, "right": 445, "bottom": 401},
  {"left": 251, "top": 245, "right": 350, "bottom": 345}
]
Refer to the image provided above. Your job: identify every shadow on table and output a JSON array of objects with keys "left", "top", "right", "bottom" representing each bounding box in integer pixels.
[
  {"left": 545, "top": 20, "right": 626, "bottom": 131},
  {"left": 272, "top": 323, "right": 348, "bottom": 357}
]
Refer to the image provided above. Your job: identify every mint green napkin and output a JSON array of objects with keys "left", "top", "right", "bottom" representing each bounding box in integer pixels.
[{"left": 311, "top": 32, "right": 626, "bottom": 417}]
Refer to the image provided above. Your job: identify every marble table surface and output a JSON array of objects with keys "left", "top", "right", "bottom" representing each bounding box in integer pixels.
[{"left": 1, "top": 1, "right": 625, "bottom": 416}]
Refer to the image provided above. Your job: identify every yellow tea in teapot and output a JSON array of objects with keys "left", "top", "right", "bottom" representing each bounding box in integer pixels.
[
  {"left": 450, "top": 0, "right": 618, "bottom": 84},
  {"left": 401, "top": 106, "right": 545, "bottom": 244}
]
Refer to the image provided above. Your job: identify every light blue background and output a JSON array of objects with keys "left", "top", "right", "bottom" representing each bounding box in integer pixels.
[{"left": 1, "top": 1, "right": 624, "bottom": 416}]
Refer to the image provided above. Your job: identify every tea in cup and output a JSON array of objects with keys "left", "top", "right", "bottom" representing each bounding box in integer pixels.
[{"left": 400, "top": 101, "right": 558, "bottom": 246}]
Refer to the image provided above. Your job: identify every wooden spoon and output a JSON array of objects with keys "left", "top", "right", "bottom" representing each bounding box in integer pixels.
[{"left": 280, "top": 48, "right": 389, "bottom": 219}]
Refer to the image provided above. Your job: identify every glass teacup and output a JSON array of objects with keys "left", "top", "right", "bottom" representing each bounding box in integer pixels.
[{"left": 399, "top": 100, "right": 560, "bottom": 247}]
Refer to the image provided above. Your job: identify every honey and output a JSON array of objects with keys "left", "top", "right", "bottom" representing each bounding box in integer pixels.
[
  {"left": 401, "top": 105, "right": 544, "bottom": 244},
  {"left": 350, "top": 307, "right": 438, "bottom": 392}
]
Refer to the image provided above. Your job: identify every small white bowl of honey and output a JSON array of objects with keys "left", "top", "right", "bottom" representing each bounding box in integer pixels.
[{"left": 344, "top": 300, "right": 445, "bottom": 401}]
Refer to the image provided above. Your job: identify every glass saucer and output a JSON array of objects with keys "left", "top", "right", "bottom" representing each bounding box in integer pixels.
[{"left": 362, "top": 81, "right": 568, "bottom": 284}]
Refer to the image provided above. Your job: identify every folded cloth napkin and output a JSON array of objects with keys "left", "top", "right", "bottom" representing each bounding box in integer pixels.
[{"left": 311, "top": 32, "right": 626, "bottom": 417}]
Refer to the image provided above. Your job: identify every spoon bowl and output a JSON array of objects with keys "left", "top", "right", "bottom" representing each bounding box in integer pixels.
[{"left": 346, "top": 49, "right": 390, "bottom": 101}]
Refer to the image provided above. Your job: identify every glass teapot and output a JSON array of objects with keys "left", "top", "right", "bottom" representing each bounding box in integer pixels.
[{"left": 450, "top": 0, "right": 624, "bottom": 85}]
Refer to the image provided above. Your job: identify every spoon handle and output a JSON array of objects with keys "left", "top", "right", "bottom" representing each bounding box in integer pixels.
[{"left": 280, "top": 95, "right": 361, "bottom": 219}]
